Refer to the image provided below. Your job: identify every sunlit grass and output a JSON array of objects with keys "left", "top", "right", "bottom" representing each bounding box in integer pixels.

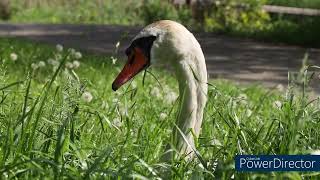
[
  {"left": 0, "top": 38, "right": 320, "bottom": 179},
  {"left": 269, "top": 0, "right": 320, "bottom": 9},
  {"left": 9, "top": 0, "right": 142, "bottom": 25}
]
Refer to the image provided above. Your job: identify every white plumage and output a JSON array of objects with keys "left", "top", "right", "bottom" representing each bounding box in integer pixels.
[{"left": 114, "top": 20, "right": 208, "bottom": 159}]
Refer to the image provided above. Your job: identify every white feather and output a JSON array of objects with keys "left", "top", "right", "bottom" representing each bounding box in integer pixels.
[{"left": 136, "top": 20, "right": 208, "bottom": 159}]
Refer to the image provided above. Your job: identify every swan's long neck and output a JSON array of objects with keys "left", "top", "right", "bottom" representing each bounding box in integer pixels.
[{"left": 172, "top": 49, "right": 208, "bottom": 158}]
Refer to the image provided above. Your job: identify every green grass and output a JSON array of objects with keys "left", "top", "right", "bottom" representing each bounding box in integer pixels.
[
  {"left": 227, "top": 16, "right": 320, "bottom": 48},
  {"left": 9, "top": 0, "right": 142, "bottom": 25},
  {"left": 268, "top": 0, "right": 320, "bottom": 9},
  {"left": 1, "top": 38, "right": 320, "bottom": 179}
]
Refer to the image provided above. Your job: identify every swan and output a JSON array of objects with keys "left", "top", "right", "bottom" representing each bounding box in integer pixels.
[{"left": 112, "top": 20, "right": 208, "bottom": 159}]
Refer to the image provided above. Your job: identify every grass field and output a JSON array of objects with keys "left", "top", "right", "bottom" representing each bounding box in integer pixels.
[{"left": 1, "top": 38, "right": 320, "bottom": 179}]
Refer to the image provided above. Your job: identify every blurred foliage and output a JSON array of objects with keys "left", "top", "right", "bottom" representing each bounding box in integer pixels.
[
  {"left": 203, "top": 0, "right": 270, "bottom": 33},
  {"left": 0, "top": 0, "right": 10, "bottom": 20},
  {"left": 253, "top": 16, "right": 320, "bottom": 47},
  {"left": 200, "top": 0, "right": 320, "bottom": 47},
  {"left": 8, "top": 0, "right": 190, "bottom": 25},
  {"left": 140, "top": 0, "right": 179, "bottom": 24},
  {"left": 140, "top": 0, "right": 193, "bottom": 26},
  {"left": 268, "top": 0, "right": 320, "bottom": 9},
  {"left": 10, "top": 0, "right": 142, "bottom": 24},
  {"left": 3, "top": 0, "right": 320, "bottom": 47}
]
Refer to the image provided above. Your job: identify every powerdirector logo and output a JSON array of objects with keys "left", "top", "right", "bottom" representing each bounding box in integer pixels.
[{"left": 235, "top": 155, "right": 320, "bottom": 171}]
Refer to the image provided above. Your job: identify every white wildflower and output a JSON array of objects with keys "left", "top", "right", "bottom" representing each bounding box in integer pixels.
[
  {"left": 311, "top": 150, "right": 320, "bottom": 155},
  {"left": 115, "top": 41, "right": 120, "bottom": 53},
  {"left": 246, "top": 109, "right": 252, "bottom": 117},
  {"left": 56, "top": 44, "right": 63, "bottom": 52},
  {"left": 238, "top": 93, "right": 247, "bottom": 100},
  {"left": 55, "top": 54, "right": 62, "bottom": 60},
  {"left": 115, "top": 41, "right": 120, "bottom": 49},
  {"left": 163, "top": 85, "right": 170, "bottom": 91},
  {"left": 210, "top": 139, "right": 222, "bottom": 146},
  {"left": 62, "top": 93, "right": 68, "bottom": 101},
  {"left": 31, "top": 63, "right": 38, "bottom": 70},
  {"left": 80, "top": 161, "right": 88, "bottom": 170},
  {"left": 52, "top": 66, "right": 58, "bottom": 72},
  {"left": 100, "top": 172, "right": 108, "bottom": 177},
  {"left": 131, "top": 81, "right": 137, "bottom": 89},
  {"left": 238, "top": 93, "right": 248, "bottom": 105},
  {"left": 73, "top": 60, "right": 80, "bottom": 69},
  {"left": 273, "top": 100, "right": 282, "bottom": 109},
  {"left": 69, "top": 48, "right": 76, "bottom": 55},
  {"left": 119, "top": 106, "right": 128, "bottom": 116},
  {"left": 81, "top": 91, "right": 93, "bottom": 103},
  {"left": 10, "top": 53, "right": 18, "bottom": 61},
  {"left": 26, "top": 106, "right": 31, "bottom": 113},
  {"left": 111, "top": 56, "right": 117, "bottom": 65},
  {"left": 38, "top": 61, "right": 46, "bottom": 68},
  {"left": 112, "top": 98, "right": 119, "bottom": 103},
  {"left": 48, "top": 58, "right": 59, "bottom": 66},
  {"left": 74, "top": 52, "right": 82, "bottom": 59},
  {"left": 3, "top": 172, "right": 8, "bottom": 179},
  {"left": 276, "top": 84, "right": 285, "bottom": 92},
  {"left": 65, "top": 62, "right": 74, "bottom": 69},
  {"left": 150, "top": 124, "right": 156, "bottom": 131},
  {"left": 114, "top": 90, "right": 121, "bottom": 96},
  {"left": 159, "top": 112, "right": 167, "bottom": 120},
  {"left": 113, "top": 117, "right": 122, "bottom": 127},
  {"left": 151, "top": 87, "right": 161, "bottom": 98},
  {"left": 165, "top": 91, "right": 178, "bottom": 104},
  {"left": 101, "top": 101, "right": 109, "bottom": 109}
]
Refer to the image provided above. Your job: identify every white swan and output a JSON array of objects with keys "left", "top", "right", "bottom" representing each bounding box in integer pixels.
[{"left": 112, "top": 20, "right": 208, "bottom": 159}]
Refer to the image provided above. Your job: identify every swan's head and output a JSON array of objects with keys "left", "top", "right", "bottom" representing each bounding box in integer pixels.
[
  {"left": 112, "top": 20, "right": 191, "bottom": 91},
  {"left": 111, "top": 35, "right": 157, "bottom": 91},
  {"left": 112, "top": 21, "right": 178, "bottom": 91}
]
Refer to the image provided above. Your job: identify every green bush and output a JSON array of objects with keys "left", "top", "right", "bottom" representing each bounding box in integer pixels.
[
  {"left": 0, "top": 0, "right": 10, "bottom": 20},
  {"left": 264, "top": 17, "right": 320, "bottom": 46},
  {"left": 267, "top": 0, "right": 320, "bottom": 9},
  {"left": 140, "top": 0, "right": 179, "bottom": 25},
  {"left": 139, "top": 0, "right": 193, "bottom": 26},
  {"left": 9, "top": 0, "right": 141, "bottom": 25},
  {"left": 203, "top": 0, "right": 270, "bottom": 33}
]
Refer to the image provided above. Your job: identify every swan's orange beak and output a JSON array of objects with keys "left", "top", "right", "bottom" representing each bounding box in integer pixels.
[{"left": 112, "top": 47, "right": 149, "bottom": 91}]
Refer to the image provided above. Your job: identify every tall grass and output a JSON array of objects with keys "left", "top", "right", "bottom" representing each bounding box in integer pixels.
[{"left": 0, "top": 38, "right": 320, "bottom": 179}]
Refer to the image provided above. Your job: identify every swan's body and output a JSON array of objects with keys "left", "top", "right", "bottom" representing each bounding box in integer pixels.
[{"left": 112, "top": 20, "right": 207, "bottom": 159}]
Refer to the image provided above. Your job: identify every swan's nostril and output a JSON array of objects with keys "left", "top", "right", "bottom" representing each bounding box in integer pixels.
[{"left": 112, "top": 83, "right": 118, "bottom": 91}]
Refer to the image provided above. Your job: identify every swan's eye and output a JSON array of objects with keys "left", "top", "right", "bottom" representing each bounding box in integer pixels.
[
  {"left": 125, "top": 47, "right": 131, "bottom": 56},
  {"left": 112, "top": 38, "right": 154, "bottom": 91},
  {"left": 128, "top": 36, "right": 156, "bottom": 62}
]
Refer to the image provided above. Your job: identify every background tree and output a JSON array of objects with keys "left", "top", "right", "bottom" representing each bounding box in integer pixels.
[{"left": 0, "top": 0, "right": 10, "bottom": 20}]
